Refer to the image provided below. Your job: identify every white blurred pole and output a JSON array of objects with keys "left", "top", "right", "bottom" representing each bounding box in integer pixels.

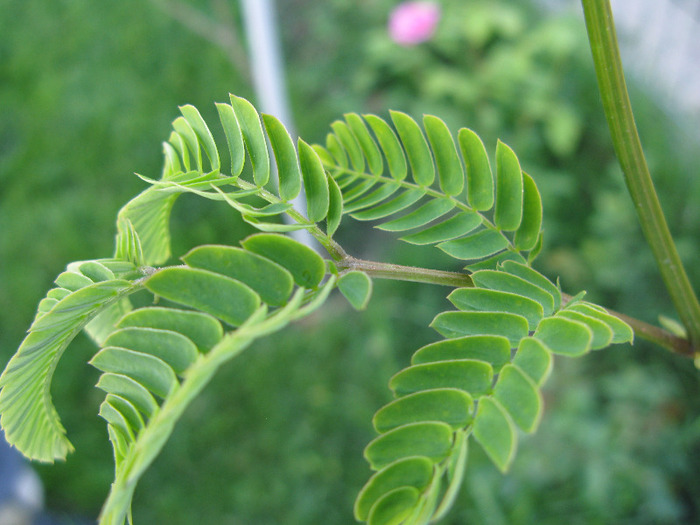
[
  {"left": 240, "top": 0, "right": 316, "bottom": 248},
  {"left": 240, "top": 0, "right": 294, "bottom": 131}
]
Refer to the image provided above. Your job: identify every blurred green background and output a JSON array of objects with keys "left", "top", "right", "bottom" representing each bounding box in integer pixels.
[{"left": 2, "top": 0, "right": 700, "bottom": 523}]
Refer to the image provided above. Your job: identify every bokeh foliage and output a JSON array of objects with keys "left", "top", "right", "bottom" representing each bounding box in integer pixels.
[{"left": 1, "top": 0, "right": 699, "bottom": 523}]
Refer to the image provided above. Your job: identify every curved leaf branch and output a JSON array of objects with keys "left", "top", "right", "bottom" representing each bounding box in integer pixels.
[{"left": 582, "top": 0, "right": 700, "bottom": 352}]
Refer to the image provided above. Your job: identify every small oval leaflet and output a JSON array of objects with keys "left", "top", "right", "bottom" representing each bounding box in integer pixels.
[
  {"left": 512, "top": 337, "right": 553, "bottom": 386},
  {"left": 368, "top": 486, "right": 420, "bottom": 525},
  {"left": 411, "top": 335, "right": 511, "bottom": 372},
  {"left": 423, "top": 114, "right": 464, "bottom": 196},
  {"left": 364, "top": 421, "right": 454, "bottom": 471},
  {"left": 90, "top": 347, "right": 178, "bottom": 400},
  {"left": 338, "top": 271, "right": 372, "bottom": 310},
  {"left": 354, "top": 456, "right": 434, "bottom": 522},
  {"left": 298, "top": 139, "right": 330, "bottom": 223},
  {"left": 493, "top": 364, "right": 543, "bottom": 433},
  {"left": 473, "top": 397, "right": 517, "bottom": 473},
  {"left": 345, "top": 113, "right": 383, "bottom": 176},
  {"left": 104, "top": 327, "right": 198, "bottom": 376},
  {"left": 534, "top": 316, "right": 592, "bottom": 356},
  {"left": 390, "top": 110, "right": 435, "bottom": 187},
  {"left": 458, "top": 128, "right": 493, "bottom": 211},
  {"left": 373, "top": 388, "right": 474, "bottom": 433},
  {"left": 183, "top": 245, "right": 294, "bottom": 307},
  {"left": 363, "top": 114, "right": 407, "bottom": 181},
  {"left": 145, "top": 267, "right": 260, "bottom": 327},
  {"left": 389, "top": 359, "right": 494, "bottom": 397},
  {"left": 494, "top": 140, "right": 523, "bottom": 231},
  {"left": 241, "top": 233, "right": 326, "bottom": 289},
  {"left": 431, "top": 311, "right": 529, "bottom": 347},
  {"left": 117, "top": 307, "right": 223, "bottom": 353},
  {"left": 262, "top": 113, "right": 302, "bottom": 202}
]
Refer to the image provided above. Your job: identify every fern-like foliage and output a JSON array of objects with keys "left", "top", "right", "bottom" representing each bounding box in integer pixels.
[
  {"left": 0, "top": 94, "right": 634, "bottom": 525},
  {"left": 355, "top": 265, "right": 633, "bottom": 524}
]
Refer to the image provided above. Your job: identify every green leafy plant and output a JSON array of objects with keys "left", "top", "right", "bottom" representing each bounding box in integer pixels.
[{"left": 1, "top": 1, "right": 698, "bottom": 524}]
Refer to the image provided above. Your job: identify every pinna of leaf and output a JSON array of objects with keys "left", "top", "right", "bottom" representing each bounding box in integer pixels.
[{"left": 0, "top": 94, "right": 634, "bottom": 525}]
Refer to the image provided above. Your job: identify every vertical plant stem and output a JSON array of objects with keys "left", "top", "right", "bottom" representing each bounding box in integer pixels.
[{"left": 581, "top": 0, "right": 700, "bottom": 351}]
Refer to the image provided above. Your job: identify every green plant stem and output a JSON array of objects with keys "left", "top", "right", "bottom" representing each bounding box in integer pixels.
[
  {"left": 561, "top": 293, "right": 693, "bottom": 357},
  {"left": 335, "top": 256, "right": 690, "bottom": 356},
  {"left": 335, "top": 256, "right": 474, "bottom": 288},
  {"left": 582, "top": 0, "right": 700, "bottom": 352}
]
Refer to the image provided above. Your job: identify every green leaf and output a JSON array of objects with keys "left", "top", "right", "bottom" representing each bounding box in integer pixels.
[
  {"left": 493, "top": 364, "right": 543, "bottom": 433},
  {"left": 331, "top": 120, "right": 365, "bottom": 172},
  {"left": 180, "top": 105, "right": 219, "bottom": 171},
  {"left": 95, "top": 373, "right": 159, "bottom": 419},
  {"left": 343, "top": 179, "right": 376, "bottom": 203},
  {"left": 534, "top": 316, "right": 592, "bottom": 356},
  {"left": 338, "top": 271, "right": 372, "bottom": 310},
  {"left": 437, "top": 229, "right": 508, "bottom": 261},
  {"left": 326, "top": 175, "right": 343, "bottom": 237},
  {"left": 373, "top": 388, "right": 473, "bottom": 433},
  {"left": 172, "top": 116, "right": 202, "bottom": 171},
  {"left": 351, "top": 189, "right": 425, "bottom": 221},
  {"left": 162, "top": 141, "right": 182, "bottom": 177},
  {"left": 377, "top": 198, "right": 454, "bottom": 232},
  {"left": 55, "top": 270, "right": 93, "bottom": 291},
  {"left": 411, "top": 335, "right": 511, "bottom": 372},
  {"left": 514, "top": 172, "right": 542, "bottom": 251},
  {"left": 168, "top": 130, "right": 191, "bottom": 171},
  {"left": 368, "top": 487, "right": 420, "bottom": 525},
  {"left": 325, "top": 133, "right": 348, "bottom": 169},
  {"left": 400, "top": 212, "right": 481, "bottom": 245},
  {"left": 557, "top": 310, "right": 613, "bottom": 350},
  {"left": 345, "top": 113, "right": 383, "bottom": 176},
  {"left": 568, "top": 303, "right": 633, "bottom": 344},
  {"left": 458, "top": 128, "right": 493, "bottom": 211},
  {"left": 230, "top": 94, "right": 270, "bottom": 186},
  {"left": 90, "top": 347, "right": 178, "bottom": 399},
  {"left": 117, "top": 307, "right": 223, "bottom": 353},
  {"left": 182, "top": 245, "right": 294, "bottom": 307},
  {"left": 343, "top": 183, "right": 400, "bottom": 215},
  {"left": 472, "top": 397, "right": 517, "bottom": 472},
  {"left": 423, "top": 115, "right": 464, "bottom": 196},
  {"left": 355, "top": 457, "right": 434, "bottom": 522},
  {"left": 85, "top": 298, "right": 133, "bottom": 346},
  {"left": 500, "top": 261, "right": 562, "bottom": 311},
  {"left": 494, "top": 140, "right": 523, "bottom": 231},
  {"left": 145, "top": 267, "right": 260, "bottom": 327},
  {"left": 78, "top": 261, "right": 114, "bottom": 282},
  {"left": 433, "top": 430, "right": 468, "bottom": 521},
  {"left": 215, "top": 102, "right": 245, "bottom": 178},
  {"left": 364, "top": 421, "right": 454, "bottom": 470},
  {"left": 241, "top": 233, "right": 326, "bottom": 289},
  {"left": 448, "top": 288, "right": 544, "bottom": 331},
  {"left": 104, "top": 394, "right": 145, "bottom": 435},
  {"left": 100, "top": 399, "right": 135, "bottom": 443},
  {"left": 431, "top": 311, "right": 529, "bottom": 347},
  {"left": 116, "top": 187, "right": 178, "bottom": 266},
  {"left": 262, "top": 114, "right": 302, "bottom": 201},
  {"left": 512, "top": 337, "right": 553, "bottom": 386},
  {"left": 471, "top": 270, "right": 556, "bottom": 316},
  {"left": 390, "top": 360, "right": 494, "bottom": 397},
  {"left": 104, "top": 327, "right": 198, "bottom": 375},
  {"left": 363, "top": 114, "right": 408, "bottom": 181},
  {"left": 390, "top": 111, "right": 435, "bottom": 187},
  {"left": 0, "top": 279, "right": 135, "bottom": 462},
  {"left": 298, "top": 139, "right": 330, "bottom": 223}
]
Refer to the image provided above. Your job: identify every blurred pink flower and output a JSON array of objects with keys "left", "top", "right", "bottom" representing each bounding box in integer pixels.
[{"left": 388, "top": 2, "right": 441, "bottom": 46}]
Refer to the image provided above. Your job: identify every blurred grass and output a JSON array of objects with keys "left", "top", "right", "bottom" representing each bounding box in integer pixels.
[{"left": 2, "top": 0, "right": 700, "bottom": 523}]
